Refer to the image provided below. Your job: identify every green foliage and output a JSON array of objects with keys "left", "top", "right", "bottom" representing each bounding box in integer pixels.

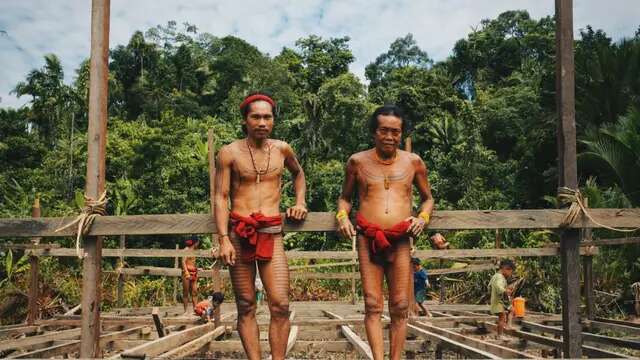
[{"left": 1, "top": 12, "right": 640, "bottom": 315}]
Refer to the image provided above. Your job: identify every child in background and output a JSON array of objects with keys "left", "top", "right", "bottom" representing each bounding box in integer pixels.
[
  {"left": 194, "top": 292, "right": 225, "bottom": 322},
  {"left": 489, "top": 259, "right": 515, "bottom": 339},
  {"left": 412, "top": 257, "right": 431, "bottom": 317}
]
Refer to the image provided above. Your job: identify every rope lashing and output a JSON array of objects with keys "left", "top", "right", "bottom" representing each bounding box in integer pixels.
[
  {"left": 557, "top": 187, "right": 640, "bottom": 232},
  {"left": 55, "top": 191, "right": 108, "bottom": 258}
]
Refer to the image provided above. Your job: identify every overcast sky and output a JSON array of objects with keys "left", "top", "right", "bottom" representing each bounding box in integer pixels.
[{"left": 1, "top": 0, "right": 639, "bottom": 109}]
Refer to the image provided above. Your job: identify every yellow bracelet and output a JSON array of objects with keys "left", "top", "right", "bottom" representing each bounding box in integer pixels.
[
  {"left": 336, "top": 209, "right": 348, "bottom": 221},
  {"left": 418, "top": 211, "right": 430, "bottom": 223}
]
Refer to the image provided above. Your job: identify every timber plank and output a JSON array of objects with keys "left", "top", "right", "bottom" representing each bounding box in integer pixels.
[
  {"left": 10, "top": 326, "right": 146, "bottom": 359},
  {"left": 157, "top": 326, "right": 225, "bottom": 359},
  {"left": 15, "top": 246, "right": 599, "bottom": 260},
  {"left": 0, "top": 327, "right": 80, "bottom": 352},
  {"left": 2, "top": 209, "right": 640, "bottom": 237},
  {"left": 412, "top": 320, "right": 533, "bottom": 359},
  {"left": 521, "top": 320, "right": 640, "bottom": 350},
  {"left": 481, "top": 321, "right": 628, "bottom": 358},
  {"left": 324, "top": 310, "right": 373, "bottom": 360},
  {"left": 121, "top": 322, "right": 215, "bottom": 358}
]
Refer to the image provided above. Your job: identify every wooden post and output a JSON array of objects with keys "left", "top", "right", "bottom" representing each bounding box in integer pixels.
[
  {"left": 117, "top": 234, "right": 125, "bottom": 307},
  {"left": 81, "top": 0, "right": 110, "bottom": 357},
  {"left": 27, "top": 197, "right": 41, "bottom": 325},
  {"left": 556, "top": 0, "right": 582, "bottom": 356},
  {"left": 582, "top": 199, "right": 594, "bottom": 320},
  {"left": 152, "top": 307, "right": 165, "bottom": 338},
  {"left": 173, "top": 244, "right": 179, "bottom": 303},
  {"left": 207, "top": 129, "right": 222, "bottom": 326}
]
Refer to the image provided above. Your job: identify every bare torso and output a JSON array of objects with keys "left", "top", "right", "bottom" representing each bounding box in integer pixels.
[
  {"left": 351, "top": 149, "right": 418, "bottom": 227},
  {"left": 225, "top": 139, "right": 286, "bottom": 216}
]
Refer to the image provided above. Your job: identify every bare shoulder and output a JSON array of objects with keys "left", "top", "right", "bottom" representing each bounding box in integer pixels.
[
  {"left": 218, "top": 141, "right": 240, "bottom": 162},
  {"left": 349, "top": 150, "right": 370, "bottom": 165},
  {"left": 271, "top": 139, "right": 292, "bottom": 155},
  {"left": 403, "top": 150, "right": 425, "bottom": 166}
]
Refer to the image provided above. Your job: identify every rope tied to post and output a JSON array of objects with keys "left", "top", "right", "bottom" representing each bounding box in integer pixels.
[
  {"left": 55, "top": 191, "right": 108, "bottom": 258},
  {"left": 557, "top": 187, "right": 640, "bottom": 232}
]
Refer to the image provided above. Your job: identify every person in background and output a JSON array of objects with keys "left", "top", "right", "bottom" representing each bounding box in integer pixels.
[
  {"left": 182, "top": 236, "right": 200, "bottom": 315},
  {"left": 489, "top": 259, "right": 515, "bottom": 339},
  {"left": 412, "top": 257, "right": 431, "bottom": 317},
  {"left": 194, "top": 292, "right": 225, "bottom": 322}
]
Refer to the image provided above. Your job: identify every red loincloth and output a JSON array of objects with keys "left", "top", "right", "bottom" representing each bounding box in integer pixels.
[
  {"left": 356, "top": 213, "right": 411, "bottom": 254},
  {"left": 230, "top": 212, "right": 282, "bottom": 261},
  {"left": 186, "top": 264, "right": 198, "bottom": 282}
]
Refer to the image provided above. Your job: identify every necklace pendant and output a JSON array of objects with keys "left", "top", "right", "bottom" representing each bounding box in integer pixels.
[
  {"left": 384, "top": 177, "right": 390, "bottom": 190},
  {"left": 256, "top": 174, "right": 261, "bottom": 184}
]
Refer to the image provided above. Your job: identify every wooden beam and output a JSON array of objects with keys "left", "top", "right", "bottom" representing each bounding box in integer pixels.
[
  {"left": 323, "top": 310, "right": 373, "bottom": 360},
  {"left": 520, "top": 320, "right": 640, "bottom": 350},
  {"left": 9, "top": 326, "right": 146, "bottom": 359},
  {"left": 64, "top": 304, "right": 82, "bottom": 316},
  {"left": 0, "top": 325, "right": 39, "bottom": 340},
  {"left": 555, "top": 0, "right": 582, "bottom": 356},
  {"left": 121, "top": 322, "right": 216, "bottom": 358},
  {"left": 0, "top": 328, "right": 80, "bottom": 352},
  {"left": 586, "top": 236, "right": 640, "bottom": 246},
  {"left": 3, "top": 209, "right": 640, "bottom": 237},
  {"left": 15, "top": 245, "right": 599, "bottom": 259},
  {"left": 27, "top": 247, "right": 212, "bottom": 258},
  {"left": 156, "top": 326, "right": 225, "bottom": 359},
  {"left": 406, "top": 323, "right": 499, "bottom": 358},
  {"left": 481, "top": 321, "right": 626, "bottom": 358},
  {"left": 411, "top": 321, "right": 533, "bottom": 359},
  {"left": 152, "top": 307, "right": 165, "bottom": 338},
  {"left": 585, "top": 319, "right": 640, "bottom": 336},
  {"left": 81, "top": 0, "right": 110, "bottom": 356}
]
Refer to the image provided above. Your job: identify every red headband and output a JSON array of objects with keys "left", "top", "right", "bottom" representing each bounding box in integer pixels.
[
  {"left": 239, "top": 94, "right": 275, "bottom": 112},
  {"left": 185, "top": 239, "right": 194, "bottom": 246}
]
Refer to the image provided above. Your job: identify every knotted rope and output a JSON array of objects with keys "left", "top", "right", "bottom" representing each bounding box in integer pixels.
[
  {"left": 558, "top": 187, "right": 640, "bottom": 232},
  {"left": 55, "top": 191, "right": 108, "bottom": 258}
]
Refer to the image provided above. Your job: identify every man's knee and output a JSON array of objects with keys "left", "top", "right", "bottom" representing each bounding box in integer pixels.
[
  {"left": 269, "top": 299, "right": 289, "bottom": 319},
  {"left": 236, "top": 296, "right": 257, "bottom": 317},
  {"left": 364, "top": 292, "right": 384, "bottom": 316},
  {"left": 389, "top": 298, "right": 409, "bottom": 319}
]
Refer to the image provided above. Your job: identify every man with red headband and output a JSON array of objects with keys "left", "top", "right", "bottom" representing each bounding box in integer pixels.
[
  {"left": 214, "top": 92, "right": 307, "bottom": 360},
  {"left": 181, "top": 236, "right": 200, "bottom": 315},
  {"left": 337, "top": 105, "right": 440, "bottom": 360}
]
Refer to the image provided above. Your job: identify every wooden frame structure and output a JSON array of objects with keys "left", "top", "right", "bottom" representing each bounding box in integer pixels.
[
  {"left": 1, "top": 0, "right": 640, "bottom": 358},
  {"left": 2, "top": 302, "right": 638, "bottom": 359}
]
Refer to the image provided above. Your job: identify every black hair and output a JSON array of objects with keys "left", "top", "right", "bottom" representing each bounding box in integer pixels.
[
  {"left": 211, "top": 292, "right": 224, "bottom": 304},
  {"left": 368, "top": 104, "right": 408, "bottom": 135},
  {"left": 411, "top": 257, "right": 421, "bottom": 265},
  {"left": 499, "top": 259, "right": 515, "bottom": 270}
]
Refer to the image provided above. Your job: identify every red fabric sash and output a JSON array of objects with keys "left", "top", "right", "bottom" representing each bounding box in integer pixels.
[
  {"left": 230, "top": 212, "right": 282, "bottom": 261},
  {"left": 356, "top": 213, "right": 411, "bottom": 254},
  {"left": 186, "top": 264, "right": 198, "bottom": 281}
]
